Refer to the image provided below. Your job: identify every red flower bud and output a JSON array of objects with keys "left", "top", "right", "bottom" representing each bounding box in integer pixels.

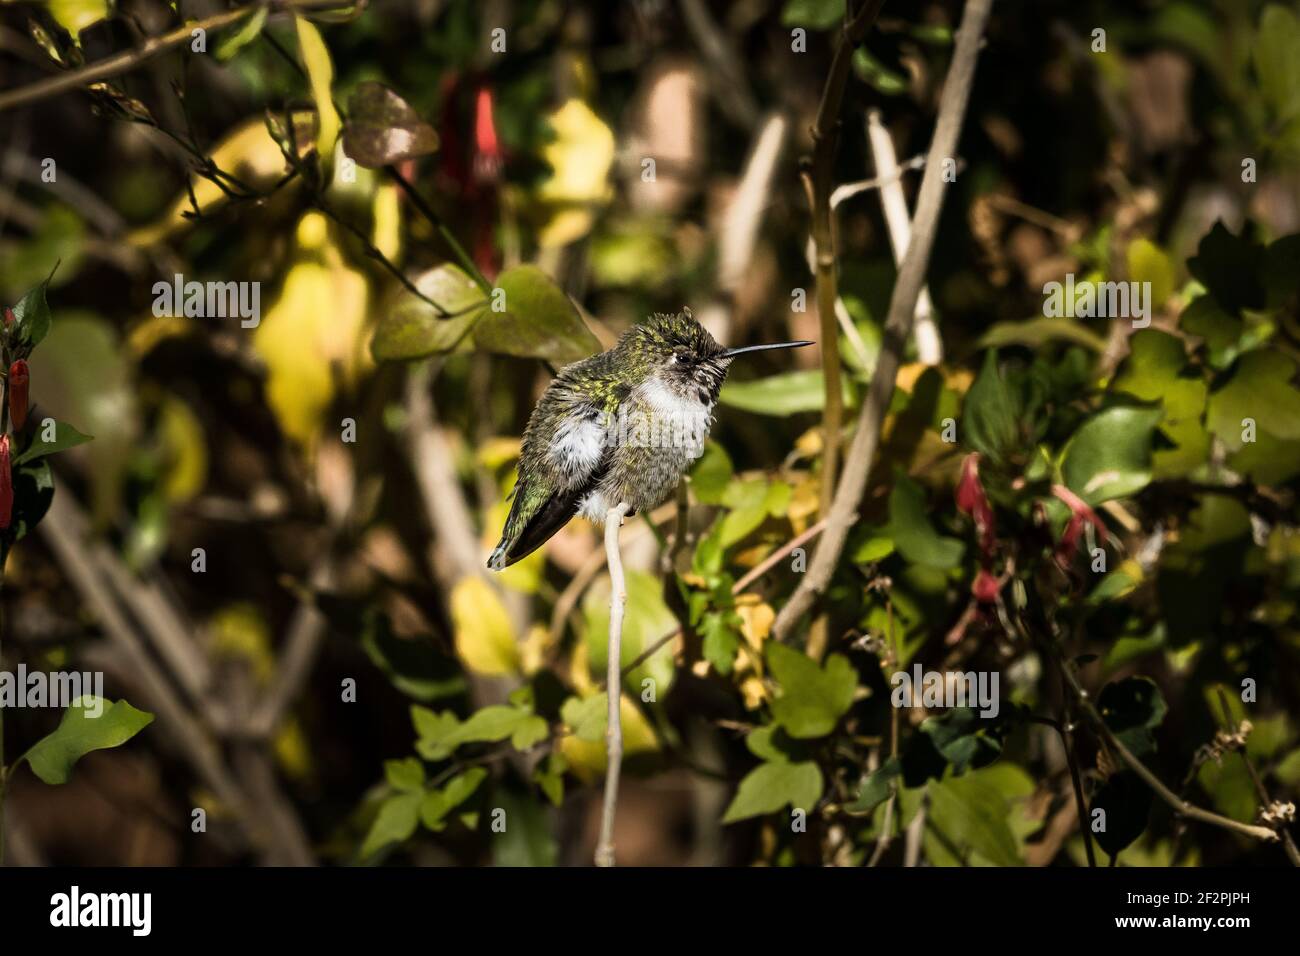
[
  {"left": 0, "top": 434, "right": 12, "bottom": 530},
  {"left": 472, "top": 87, "right": 502, "bottom": 183},
  {"left": 8, "top": 359, "right": 28, "bottom": 431},
  {"left": 955, "top": 453, "right": 996, "bottom": 559},
  {"left": 972, "top": 568, "right": 1001, "bottom": 604},
  {"left": 3, "top": 307, "right": 13, "bottom": 328}
]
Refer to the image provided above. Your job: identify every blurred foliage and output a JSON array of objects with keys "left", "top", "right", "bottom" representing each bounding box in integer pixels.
[{"left": 0, "top": 0, "right": 1298, "bottom": 868}]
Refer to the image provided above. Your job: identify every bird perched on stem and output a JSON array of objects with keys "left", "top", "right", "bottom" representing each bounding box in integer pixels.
[{"left": 488, "top": 308, "right": 812, "bottom": 570}]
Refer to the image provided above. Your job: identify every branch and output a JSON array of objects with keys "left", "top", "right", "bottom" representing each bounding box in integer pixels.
[
  {"left": 0, "top": 1, "right": 354, "bottom": 115},
  {"left": 774, "top": 0, "right": 994, "bottom": 641},
  {"left": 1036, "top": 625, "right": 1282, "bottom": 846},
  {"left": 595, "top": 501, "right": 632, "bottom": 867},
  {"left": 806, "top": 0, "right": 888, "bottom": 514}
]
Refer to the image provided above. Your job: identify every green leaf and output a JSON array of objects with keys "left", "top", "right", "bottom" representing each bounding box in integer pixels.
[
  {"left": 384, "top": 757, "right": 425, "bottom": 793},
  {"left": 766, "top": 644, "right": 856, "bottom": 739},
  {"left": 6, "top": 458, "right": 54, "bottom": 545},
  {"left": 360, "top": 792, "right": 421, "bottom": 858},
  {"left": 700, "top": 612, "right": 741, "bottom": 675},
  {"left": 471, "top": 265, "right": 601, "bottom": 363},
  {"left": 1126, "top": 238, "right": 1176, "bottom": 311},
  {"left": 215, "top": 6, "right": 268, "bottom": 61},
  {"left": 887, "top": 475, "right": 964, "bottom": 569},
  {"left": 294, "top": 15, "right": 340, "bottom": 161},
  {"left": 420, "top": 767, "right": 488, "bottom": 830},
  {"left": 780, "top": 0, "right": 845, "bottom": 29},
  {"left": 719, "top": 369, "right": 852, "bottom": 416},
  {"left": 12, "top": 420, "right": 92, "bottom": 465},
  {"left": 688, "top": 441, "right": 732, "bottom": 505},
  {"left": 1090, "top": 770, "right": 1153, "bottom": 857},
  {"left": 715, "top": 477, "right": 789, "bottom": 548},
  {"left": 1111, "top": 330, "right": 1208, "bottom": 478},
  {"left": 851, "top": 532, "right": 895, "bottom": 564},
  {"left": 1207, "top": 350, "right": 1300, "bottom": 452},
  {"left": 371, "top": 264, "right": 484, "bottom": 361},
  {"left": 925, "top": 770, "right": 1024, "bottom": 868},
  {"left": 560, "top": 694, "right": 607, "bottom": 743},
  {"left": 343, "top": 82, "right": 440, "bottom": 169},
  {"left": 1098, "top": 676, "right": 1167, "bottom": 758},
  {"left": 1061, "top": 405, "right": 1162, "bottom": 504},
  {"left": 20, "top": 697, "right": 154, "bottom": 785},
  {"left": 963, "top": 350, "right": 1020, "bottom": 462},
  {"left": 492, "top": 789, "right": 557, "bottom": 866},
  {"left": 1255, "top": 5, "right": 1300, "bottom": 126},
  {"left": 721, "top": 759, "right": 823, "bottom": 823},
  {"left": 1187, "top": 221, "right": 1265, "bottom": 314},
  {"left": 976, "top": 317, "right": 1108, "bottom": 353},
  {"left": 849, "top": 757, "right": 901, "bottom": 813},
  {"left": 852, "top": 47, "right": 907, "bottom": 95},
  {"left": 584, "top": 569, "right": 677, "bottom": 694},
  {"left": 10, "top": 271, "right": 55, "bottom": 349}
]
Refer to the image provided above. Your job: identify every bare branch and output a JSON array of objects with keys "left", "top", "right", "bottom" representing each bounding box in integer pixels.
[{"left": 774, "top": 0, "right": 995, "bottom": 640}]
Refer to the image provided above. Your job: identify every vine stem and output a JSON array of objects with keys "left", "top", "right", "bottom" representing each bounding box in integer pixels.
[
  {"left": 595, "top": 502, "right": 631, "bottom": 867},
  {"left": 805, "top": 0, "right": 888, "bottom": 514}
]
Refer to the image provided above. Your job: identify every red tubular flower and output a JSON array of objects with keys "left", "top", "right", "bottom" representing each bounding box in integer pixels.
[
  {"left": 472, "top": 86, "right": 502, "bottom": 184},
  {"left": 955, "top": 453, "right": 996, "bottom": 559},
  {"left": 8, "top": 359, "right": 28, "bottom": 431},
  {"left": 1051, "top": 483, "right": 1109, "bottom": 570},
  {"left": 0, "top": 434, "right": 12, "bottom": 530},
  {"left": 3, "top": 307, "right": 13, "bottom": 328}
]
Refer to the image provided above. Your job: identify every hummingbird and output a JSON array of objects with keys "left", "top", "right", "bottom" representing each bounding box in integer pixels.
[{"left": 488, "top": 308, "right": 812, "bottom": 570}]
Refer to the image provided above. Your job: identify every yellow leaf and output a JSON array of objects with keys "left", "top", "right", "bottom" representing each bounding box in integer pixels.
[
  {"left": 537, "top": 99, "right": 614, "bottom": 248},
  {"left": 371, "top": 182, "right": 402, "bottom": 262},
  {"left": 450, "top": 577, "right": 520, "bottom": 676},
  {"left": 49, "top": 0, "right": 109, "bottom": 38},
  {"left": 559, "top": 694, "right": 658, "bottom": 783},
  {"left": 476, "top": 436, "right": 522, "bottom": 470},
  {"left": 736, "top": 601, "right": 775, "bottom": 651},
  {"left": 253, "top": 213, "right": 369, "bottom": 448},
  {"left": 539, "top": 100, "right": 615, "bottom": 203},
  {"left": 210, "top": 603, "right": 274, "bottom": 684},
  {"left": 158, "top": 397, "right": 208, "bottom": 502},
  {"left": 294, "top": 16, "right": 340, "bottom": 162}
]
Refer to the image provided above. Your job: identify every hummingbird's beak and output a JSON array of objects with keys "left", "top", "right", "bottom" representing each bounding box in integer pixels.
[{"left": 722, "top": 340, "right": 814, "bottom": 358}]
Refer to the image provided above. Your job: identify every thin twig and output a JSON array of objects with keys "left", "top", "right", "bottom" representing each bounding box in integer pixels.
[
  {"left": 595, "top": 501, "right": 632, "bottom": 867},
  {"left": 774, "top": 0, "right": 994, "bottom": 641},
  {"left": 0, "top": 0, "right": 354, "bottom": 114}
]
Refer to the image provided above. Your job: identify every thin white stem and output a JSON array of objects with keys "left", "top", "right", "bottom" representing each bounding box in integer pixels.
[
  {"left": 867, "top": 110, "right": 942, "bottom": 365},
  {"left": 595, "top": 501, "right": 631, "bottom": 867}
]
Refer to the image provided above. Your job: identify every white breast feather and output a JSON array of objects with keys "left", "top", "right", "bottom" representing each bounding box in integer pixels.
[{"left": 548, "top": 416, "right": 605, "bottom": 485}]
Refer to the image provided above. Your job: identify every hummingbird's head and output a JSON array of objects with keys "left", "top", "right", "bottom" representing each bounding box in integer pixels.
[{"left": 623, "top": 308, "right": 814, "bottom": 403}]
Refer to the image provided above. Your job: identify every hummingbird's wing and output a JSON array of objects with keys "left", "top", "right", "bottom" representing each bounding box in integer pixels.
[{"left": 487, "top": 395, "right": 618, "bottom": 570}]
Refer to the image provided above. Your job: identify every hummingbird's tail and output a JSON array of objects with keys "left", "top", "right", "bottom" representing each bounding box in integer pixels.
[{"left": 486, "top": 545, "right": 509, "bottom": 571}]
